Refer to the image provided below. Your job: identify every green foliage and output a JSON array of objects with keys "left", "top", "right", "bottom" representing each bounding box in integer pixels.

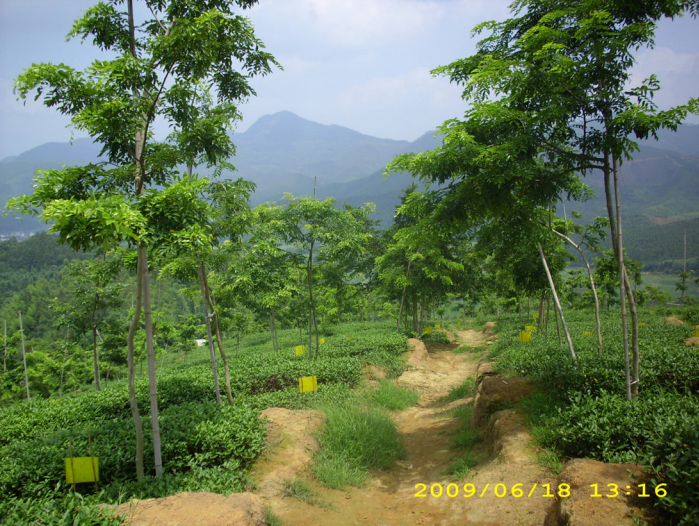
[
  {"left": 314, "top": 402, "right": 406, "bottom": 489},
  {"left": 493, "top": 309, "right": 699, "bottom": 525},
  {"left": 646, "top": 422, "right": 699, "bottom": 525},
  {"left": 420, "top": 330, "right": 451, "bottom": 343},
  {"left": 0, "top": 492, "right": 125, "bottom": 526},
  {"left": 371, "top": 381, "right": 418, "bottom": 410}
]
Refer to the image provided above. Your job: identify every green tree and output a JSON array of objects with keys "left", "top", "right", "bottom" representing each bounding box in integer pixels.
[
  {"left": 386, "top": 0, "right": 697, "bottom": 398},
  {"left": 53, "top": 256, "right": 124, "bottom": 391},
  {"left": 9, "top": 0, "right": 278, "bottom": 479},
  {"left": 258, "top": 195, "right": 375, "bottom": 359}
]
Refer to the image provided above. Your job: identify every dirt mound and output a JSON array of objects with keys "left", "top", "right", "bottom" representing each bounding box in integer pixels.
[
  {"left": 251, "top": 408, "right": 325, "bottom": 498},
  {"left": 664, "top": 316, "right": 686, "bottom": 325},
  {"left": 113, "top": 492, "right": 266, "bottom": 526},
  {"left": 685, "top": 336, "right": 699, "bottom": 346},
  {"left": 472, "top": 376, "right": 534, "bottom": 428},
  {"left": 475, "top": 359, "right": 496, "bottom": 383},
  {"left": 545, "top": 459, "right": 650, "bottom": 526}
]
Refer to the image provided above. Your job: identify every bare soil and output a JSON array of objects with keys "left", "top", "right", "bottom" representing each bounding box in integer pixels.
[{"left": 257, "top": 324, "right": 557, "bottom": 526}]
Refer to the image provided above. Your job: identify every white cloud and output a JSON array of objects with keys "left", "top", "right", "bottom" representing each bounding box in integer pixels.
[
  {"left": 338, "top": 67, "right": 461, "bottom": 108},
  {"left": 633, "top": 46, "right": 699, "bottom": 78},
  {"left": 255, "top": 0, "right": 445, "bottom": 46}
]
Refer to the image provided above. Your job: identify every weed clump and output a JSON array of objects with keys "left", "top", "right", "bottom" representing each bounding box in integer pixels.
[
  {"left": 372, "top": 381, "right": 418, "bottom": 410},
  {"left": 313, "top": 402, "right": 406, "bottom": 489}
]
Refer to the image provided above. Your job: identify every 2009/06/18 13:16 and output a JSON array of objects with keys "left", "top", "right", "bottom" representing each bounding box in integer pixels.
[{"left": 414, "top": 483, "right": 668, "bottom": 499}]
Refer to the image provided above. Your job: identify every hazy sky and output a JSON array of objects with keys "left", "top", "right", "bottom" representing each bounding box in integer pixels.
[{"left": 1, "top": 0, "right": 697, "bottom": 159}]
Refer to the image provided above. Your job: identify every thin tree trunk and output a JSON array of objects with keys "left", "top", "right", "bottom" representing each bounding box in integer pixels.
[
  {"left": 3, "top": 320, "right": 6, "bottom": 374},
  {"left": 418, "top": 292, "right": 426, "bottom": 334},
  {"left": 551, "top": 229, "right": 604, "bottom": 354},
  {"left": 545, "top": 292, "right": 550, "bottom": 342},
  {"left": 611, "top": 155, "right": 632, "bottom": 400},
  {"left": 537, "top": 297, "right": 544, "bottom": 331},
  {"left": 307, "top": 241, "right": 315, "bottom": 359},
  {"left": 412, "top": 294, "right": 418, "bottom": 334},
  {"left": 126, "top": 251, "right": 145, "bottom": 481},
  {"left": 396, "top": 259, "right": 413, "bottom": 334},
  {"left": 93, "top": 328, "right": 101, "bottom": 391},
  {"left": 270, "top": 308, "right": 278, "bottom": 352},
  {"left": 198, "top": 265, "right": 221, "bottom": 405},
  {"left": 201, "top": 265, "right": 233, "bottom": 405},
  {"left": 141, "top": 249, "right": 163, "bottom": 476},
  {"left": 18, "top": 311, "right": 30, "bottom": 401},
  {"left": 537, "top": 243, "right": 576, "bottom": 360}
]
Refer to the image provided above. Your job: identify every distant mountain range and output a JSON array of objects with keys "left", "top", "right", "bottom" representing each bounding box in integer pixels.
[{"left": 1, "top": 112, "right": 698, "bottom": 267}]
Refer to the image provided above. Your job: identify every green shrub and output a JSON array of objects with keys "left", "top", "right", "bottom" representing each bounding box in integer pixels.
[
  {"left": 0, "top": 492, "right": 125, "bottom": 525},
  {"left": 448, "top": 452, "right": 479, "bottom": 479},
  {"left": 372, "top": 381, "right": 418, "bottom": 410},
  {"left": 421, "top": 331, "right": 451, "bottom": 344},
  {"left": 645, "top": 422, "right": 699, "bottom": 524}
]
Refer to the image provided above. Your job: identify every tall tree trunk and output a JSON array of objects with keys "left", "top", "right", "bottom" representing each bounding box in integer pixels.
[
  {"left": 396, "top": 259, "right": 413, "bottom": 334},
  {"left": 201, "top": 265, "right": 233, "bottom": 405},
  {"left": 612, "top": 156, "right": 640, "bottom": 398},
  {"left": 198, "top": 265, "right": 222, "bottom": 405},
  {"left": 3, "top": 320, "right": 6, "bottom": 374},
  {"left": 537, "top": 297, "right": 544, "bottom": 331},
  {"left": 93, "top": 328, "right": 101, "bottom": 391},
  {"left": 307, "top": 240, "right": 316, "bottom": 360},
  {"left": 141, "top": 249, "right": 163, "bottom": 476},
  {"left": 551, "top": 229, "right": 604, "bottom": 354},
  {"left": 610, "top": 155, "right": 632, "bottom": 400},
  {"left": 18, "top": 311, "right": 30, "bottom": 401},
  {"left": 537, "top": 243, "right": 576, "bottom": 360},
  {"left": 418, "top": 292, "right": 426, "bottom": 334},
  {"left": 270, "top": 308, "right": 278, "bottom": 352},
  {"left": 126, "top": 254, "right": 145, "bottom": 481},
  {"left": 412, "top": 294, "right": 418, "bottom": 334},
  {"left": 545, "top": 292, "right": 550, "bottom": 342}
]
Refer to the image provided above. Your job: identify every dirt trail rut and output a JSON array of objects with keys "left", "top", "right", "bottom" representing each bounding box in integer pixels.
[{"left": 257, "top": 324, "right": 554, "bottom": 526}]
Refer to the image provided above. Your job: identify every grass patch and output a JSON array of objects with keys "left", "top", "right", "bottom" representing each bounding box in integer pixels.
[
  {"left": 441, "top": 377, "right": 476, "bottom": 402},
  {"left": 265, "top": 505, "right": 282, "bottom": 526},
  {"left": 313, "top": 402, "right": 406, "bottom": 489},
  {"left": 453, "top": 427, "right": 481, "bottom": 449},
  {"left": 372, "top": 381, "right": 419, "bottom": 410},
  {"left": 312, "top": 450, "right": 367, "bottom": 490},
  {"left": 281, "top": 479, "right": 331, "bottom": 509},
  {"left": 448, "top": 452, "right": 479, "bottom": 479},
  {"left": 538, "top": 449, "right": 564, "bottom": 475}
]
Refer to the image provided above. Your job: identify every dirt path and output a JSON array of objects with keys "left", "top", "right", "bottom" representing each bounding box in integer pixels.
[{"left": 257, "top": 325, "right": 555, "bottom": 526}]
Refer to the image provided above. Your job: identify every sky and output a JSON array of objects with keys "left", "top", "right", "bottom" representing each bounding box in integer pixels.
[{"left": 0, "top": 0, "right": 697, "bottom": 160}]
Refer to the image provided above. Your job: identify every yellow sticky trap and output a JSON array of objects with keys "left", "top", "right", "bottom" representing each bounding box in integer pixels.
[
  {"left": 582, "top": 331, "right": 593, "bottom": 337},
  {"left": 294, "top": 345, "right": 305, "bottom": 356},
  {"left": 525, "top": 325, "right": 535, "bottom": 332},
  {"left": 533, "top": 313, "right": 539, "bottom": 319},
  {"left": 319, "top": 338, "right": 325, "bottom": 345},
  {"left": 457, "top": 321, "right": 462, "bottom": 325},
  {"left": 66, "top": 457, "right": 99, "bottom": 484},
  {"left": 519, "top": 331, "right": 531, "bottom": 343},
  {"left": 435, "top": 324, "right": 441, "bottom": 329},
  {"left": 347, "top": 337, "right": 352, "bottom": 340},
  {"left": 650, "top": 310, "right": 655, "bottom": 314},
  {"left": 693, "top": 330, "right": 699, "bottom": 338},
  {"left": 299, "top": 376, "right": 318, "bottom": 393},
  {"left": 423, "top": 327, "right": 432, "bottom": 334},
  {"left": 638, "top": 323, "right": 648, "bottom": 327}
]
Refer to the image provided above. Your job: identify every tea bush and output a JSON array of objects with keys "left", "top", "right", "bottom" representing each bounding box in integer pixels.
[{"left": 492, "top": 308, "right": 699, "bottom": 525}]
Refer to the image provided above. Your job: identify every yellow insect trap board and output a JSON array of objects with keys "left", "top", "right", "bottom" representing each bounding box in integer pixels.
[
  {"left": 525, "top": 325, "right": 535, "bottom": 332},
  {"left": 519, "top": 331, "right": 532, "bottom": 343},
  {"left": 319, "top": 338, "right": 326, "bottom": 345},
  {"left": 582, "top": 331, "right": 593, "bottom": 337},
  {"left": 423, "top": 327, "right": 432, "bottom": 334},
  {"left": 65, "top": 457, "right": 99, "bottom": 484},
  {"left": 299, "top": 376, "right": 318, "bottom": 393},
  {"left": 294, "top": 345, "right": 305, "bottom": 356}
]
